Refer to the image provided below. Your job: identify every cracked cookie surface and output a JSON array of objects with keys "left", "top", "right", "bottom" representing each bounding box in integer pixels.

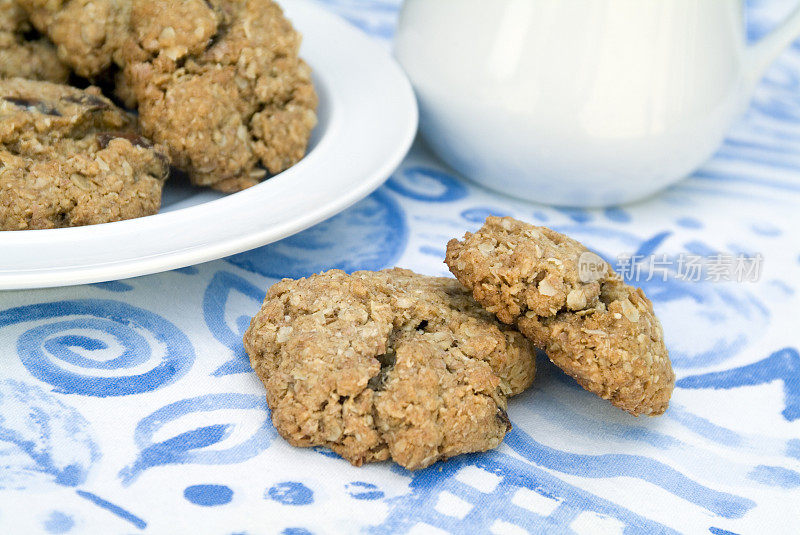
[
  {"left": 18, "top": 0, "right": 131, "bottom": 78},
  {"left": 120, "top": 0, "right": 317, "bottom": 192},
  {"left": 0, "top": 0, "right": 70, "bottom": 82},
  {"left": 0, "top": 78, "right": 169, "bottom": 230},
  {"left": 243, "top": 268, "right": 537, "bottom": 470},
  {"left": 446, "top": 216, "right": 674, "bottom": 416}
]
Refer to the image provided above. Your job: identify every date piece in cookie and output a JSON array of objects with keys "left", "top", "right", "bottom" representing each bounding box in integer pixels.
[
  {"left": 243, "top": 269, "right": 537, "bottom": 470},
  {"left": 120, "top": 0, "right": 318, "bottom": 192},
  {"left": 0, "top": 0, "right": 70, "bottom": 82},
  {"left": 17, "top": 0, "right": 131, "bottom": 78},
  {"left": 446, "top": 216, "right": 674, "bottom": 416},
  {"left": 0, "top": 78, "right": 169, "bottom": 230}
]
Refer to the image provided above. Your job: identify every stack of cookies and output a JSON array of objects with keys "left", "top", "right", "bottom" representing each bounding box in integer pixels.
[
  {"left": 0, "top": 0, "right": 317, "bottom": 230},
  {"left": 244, "top": 216, "right": 676, "bottom": 470}
]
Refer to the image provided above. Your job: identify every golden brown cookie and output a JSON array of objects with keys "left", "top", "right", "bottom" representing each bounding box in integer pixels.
[
  {"left": 243, "top": 269, "right": 537, "bottom": 470},
  {"left": 0, "top": 0, "right": 70, "bottom": 82},
  {"left": 446, "top": 216, "right": 674, "bottom": 416},
  {"left": 17, "top": 0, "right": 131, "bottom": 78},
  {"left": 120, "top": 0, "right": 317, "bottom": 192},
  {"left": 518, "top": 279, "right": 674, "bottom": 416},
  {"left": 446, "top": 216, "right": 610, "bottom": 321},
  {"left": 0, "top": 78, "right": 170, "bottom": 230}
]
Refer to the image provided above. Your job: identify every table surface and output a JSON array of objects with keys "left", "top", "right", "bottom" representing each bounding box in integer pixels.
[{"left": 1, "top": 1, "right": 799, "bottom": 533}]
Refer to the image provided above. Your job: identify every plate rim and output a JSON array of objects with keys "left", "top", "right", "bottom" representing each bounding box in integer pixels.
[{"left": 0, "top": 0, "right": 418, "bottom": 290}]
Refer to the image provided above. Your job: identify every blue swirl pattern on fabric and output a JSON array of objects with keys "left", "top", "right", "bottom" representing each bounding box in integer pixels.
[
  {"left": 226, "top": 189, "right": 407, "bottom": 278},
  {"left": 0, "top": 380, "right": 98, "bottom": 489},
  {"left": 504, "top": 427, "right": 754, "bottom": 519},
  {"left": 119, "top": 393, "right": 275, "bottom": 485},
  {"left": 677, "top": 347, "right": 800, "bottom": 421},
  {"left": 203, "top": 271, "right": 266, "bottom": 376},
  {"left": 0, "top": 300, "right": 194, "bottom": 397},
  {"left": 369, "top": 451, "right": 679, "bottom": 534},
  {"left": 386, "top": 166, "right": 468, "bottom": 202}
]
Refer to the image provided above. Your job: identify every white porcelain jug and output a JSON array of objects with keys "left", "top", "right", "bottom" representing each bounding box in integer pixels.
[{"left": 395, "top": 0, "right": 800, "bottom": 207}]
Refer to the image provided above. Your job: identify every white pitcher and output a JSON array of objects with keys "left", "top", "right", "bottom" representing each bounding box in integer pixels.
[{"left": 395, "top": 0, "right": 800, "bottom": 207}]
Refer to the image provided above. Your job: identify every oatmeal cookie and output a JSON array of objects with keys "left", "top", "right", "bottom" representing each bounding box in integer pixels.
[
  {"left": 0, "top": 0, "right": 70, "bottom": 82},
  {"left": 446, "top": 216, "right": 611, "bottom": 322},
  {"left": 17, "top": 0, "right": 131, "bottom": 78},
  {"left": 518, "top": 280, "right": 674, "bottom": 416},
  {"left": 0, "top": 78, "right": 169, "bottom": 230},
  {"left": 120, "top": 0, "right": 318, "bottom": 192},
  {"left": 446, "top": 216, "right": 674, "bottom": 416},
  {"left": 243, "top": 268, "right": 537, "bottom": 470}
]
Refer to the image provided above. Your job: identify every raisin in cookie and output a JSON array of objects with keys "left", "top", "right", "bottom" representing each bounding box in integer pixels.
[
  {"left": 0, "top": 0, "right": 70, "bottom": 82},
  {"left": 243, "top": 269, "right": 537, "bottom": 470},
  {"left": 446, "top": 217, "right": 674, "bottom": 416},
  {"left": 120, "top": 0, "right": 318, "bottom": 192},
  {"left": 0, "top": 78, "right": 169, "bottom": 230},
  {"left": 18, "top": 0, "right": 131, "bottom": 78}
]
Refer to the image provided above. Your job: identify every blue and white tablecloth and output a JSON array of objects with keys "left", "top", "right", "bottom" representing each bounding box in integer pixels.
[{"left": 1, "top": 1, "right": 799, "bottom": 533}]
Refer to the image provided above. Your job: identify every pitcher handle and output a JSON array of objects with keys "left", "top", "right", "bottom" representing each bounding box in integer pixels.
[{"left": 747, "top": 3, "right": 800, "bottom": 84}]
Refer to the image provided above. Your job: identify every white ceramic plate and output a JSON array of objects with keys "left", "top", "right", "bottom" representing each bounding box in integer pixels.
[{"left": 0, "top": 0, "right": 417, "bottom": 290}]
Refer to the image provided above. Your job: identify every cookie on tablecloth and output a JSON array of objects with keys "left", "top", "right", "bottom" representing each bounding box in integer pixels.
[
  {"left": 445, "top": 216, "right": 610, "bottom": 321},
  {"left": 446, "top": 216, "right": 674, "bottom": 416},
  {"left": 518, "top": 279, "right": 674, "bottom": 416},
  {"left": 243, "top": 268, "right": 537, "bottom": 470}
]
